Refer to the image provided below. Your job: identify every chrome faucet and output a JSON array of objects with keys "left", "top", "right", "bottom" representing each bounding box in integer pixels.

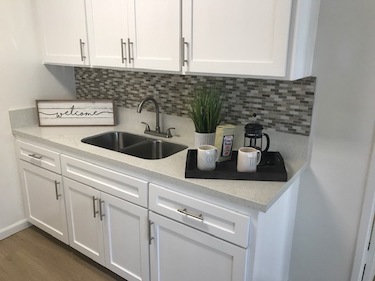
[
  {"left": 137, "top": 97, "right": 161, "bottom": 132},
  {"left": 137, "top": 96, "right": 174, "bottom": 138}
]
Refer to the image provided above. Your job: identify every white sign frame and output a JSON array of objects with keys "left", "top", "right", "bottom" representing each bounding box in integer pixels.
[{"left": 36, "top": 100, "right": 116, "bottom": 127}]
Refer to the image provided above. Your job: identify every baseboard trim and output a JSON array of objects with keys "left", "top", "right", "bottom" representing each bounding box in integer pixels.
[{"left": 0, "top": 219, "right": 31, "bottom": 240}]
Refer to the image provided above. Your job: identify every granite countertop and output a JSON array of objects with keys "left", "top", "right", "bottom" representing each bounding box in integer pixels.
[{"left": 10, "top": 107, "right": 309, "bottom": 212}]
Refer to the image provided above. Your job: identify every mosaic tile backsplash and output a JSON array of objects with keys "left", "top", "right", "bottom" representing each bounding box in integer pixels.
[{"left": 75, "top": 68, "right": 316, "bottom": 136}]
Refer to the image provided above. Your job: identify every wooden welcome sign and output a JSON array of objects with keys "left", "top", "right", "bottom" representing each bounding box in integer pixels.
[{"left": 36, "top": 100, "right": 116, "bottom": 127}]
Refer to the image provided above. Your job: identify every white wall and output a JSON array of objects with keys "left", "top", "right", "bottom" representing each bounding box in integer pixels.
[
  {"left": 0, "top": 0, "right": 75, "bottom": 237},
  {"left": 290, "top": 1, "right": 375, "bottom": 280},
  {"left": 2, "top": 1, "right": 374, "bottom": 278}
]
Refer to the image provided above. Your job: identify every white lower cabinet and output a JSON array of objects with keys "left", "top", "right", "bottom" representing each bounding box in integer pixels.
[
  {"left": 18, "top": 160, "right": 69, "bottom": 244},
  {"left": 15, "top": 139, "right": 299, "bottom": 281},
  {"left": 63, "top": 177, "right": 104, "bottom": 263},
  {"left": 63, "top": 177, "right": 149, "bottom": 281},
  {"left": 149, "top": 211, "right": 248, "bottom": 281},
  {"left": 149, "top": 183, "right": 250, "bottom": 281},
  {"left": 101, "top": 192, "right": 149, "bottom": 281}
]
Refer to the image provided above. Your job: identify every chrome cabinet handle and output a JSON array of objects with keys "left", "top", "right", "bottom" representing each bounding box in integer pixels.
[
  {"left": 54, "top": 181, "right": 61, "bottom": 200},
  {"left": 148, "top": 220, "right": 154, "bottom": 245},
  {"left": 92, "top": 196, "right": 99, "bottom": 218},
  {"left": 121, "top": 38, "right": 127, "bottom": 64},
  {"left": 99, "top": 199, "right": 105, "bottom": 221},
  {"left": 177, "top": 208, "right": 203, "bottom": 221},
  {"left": 79, "top": 39, "right": 86, "bottom": 62},
  {"left": 182, "top": 37, "right": 188, "bottom": 66},
  {"left": 128, "top": 38, "right": 134, "bottom": 63},
  {"left": 28, "top": 153, "right": 42, "bottom": 159}
]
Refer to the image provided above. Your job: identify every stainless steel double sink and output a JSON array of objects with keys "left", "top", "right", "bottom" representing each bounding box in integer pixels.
[{"left": 81, "top": 131, "right": 188, "bottom": 160}]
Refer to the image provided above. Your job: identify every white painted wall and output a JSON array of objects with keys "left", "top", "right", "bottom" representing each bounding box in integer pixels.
[
  {"left": 289, "top": 1, "right": 375, "bottom": 280},
  {"left": 2, "top": 1, "right": 374, "bottom": 279},
  {"left": 0, "top": 1, "right": 75, "bottom": 238}
]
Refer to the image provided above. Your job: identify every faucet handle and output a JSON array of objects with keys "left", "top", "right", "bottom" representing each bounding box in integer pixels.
[
  {"left": 165, "top": 127, "right": 175, "bottom": 138},
  {"left": 141, "top": 122, "right": 151, "bottom": 132}
]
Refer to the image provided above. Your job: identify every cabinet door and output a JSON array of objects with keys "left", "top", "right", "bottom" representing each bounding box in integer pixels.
[
  {"left": 101, "top": 192, "right": 149, "bottom": 281},
  {"left": 63, "top": 177, "right": 105, "bottom": 265},
  {"left": 149, "top": 212, "right": 248, "bottom": 281},
  {"left": 18, "top": 161, "right": 69, "bottom": 244},
  {"left": 86, "top": 0, "right": 130, "bottom": 68},
  {"left": 128, "top": 0, "right": 182, "bottom": 71},
  {"left": 182, "top": 0, "right": 292, "bottom": 77},
  {"left": 36, "top": 0, "right": 89, "bottom": 65}
]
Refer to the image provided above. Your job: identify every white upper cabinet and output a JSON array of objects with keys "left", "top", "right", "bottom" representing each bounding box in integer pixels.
[
  {"left": 182, "top": 0, "right": 320, "bottom": 79},
  {"left": 182, "top": 0, "right": 292, "bottom": 77},
  {"left": 36, "top": 0, "right": 90, "bottom": 66},
  {"left": 86, "top": 0, "right": 181, "bottom": 71},
  {"left": 86, "top": 0, "right": 130, "bottom": 68},
  {"left": 128, "top": 0, "right": 181, "bottom": 71},
  {"left": 35, "top": 0, "right": 319, "bottom": 78}
]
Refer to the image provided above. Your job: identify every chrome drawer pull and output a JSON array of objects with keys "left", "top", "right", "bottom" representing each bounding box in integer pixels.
[
  {"left": 79, "top": 39, "right": 86, "bottom": 61},
  {"left": 99, "top": 199, "right": 105, "bottom": 221},
  {"left": 177, "top": 208, "right": 203, "bottom": 221},
  {"left": 148, "top": 220, "right": 154, "bottom": 245},
  {"left": 92, "top": 196, "right": 99, "bottom": 218},
  {"left": 127, "top": 38, "right": 134, "bottom": 62},
  {"left": 54, "top": 181, "right": 61, "bottom": 200},
  {"left": 28, "top": 153, "right": 42, "bottom": 159},
  {"left": 182, "top": 37, "right": 188, "bottom": 66},
  {"left": 121, "top": 38, "right": 127, "bottom": 64}
]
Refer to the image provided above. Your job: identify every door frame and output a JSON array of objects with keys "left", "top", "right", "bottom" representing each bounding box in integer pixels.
[{"left": 352, "top": 133, "right": 375, "bottom": 281}]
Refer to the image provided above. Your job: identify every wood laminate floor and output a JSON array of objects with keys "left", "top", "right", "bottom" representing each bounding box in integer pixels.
[{"left": 0, "top": 226, "right": 126, "bottom": 281}]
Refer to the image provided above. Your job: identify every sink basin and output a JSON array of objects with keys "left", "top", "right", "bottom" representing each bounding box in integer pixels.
[
  {"left": 82, "top": 131, "right": 148, "bottom": 151},
  {"left": 82, "top": 131, "right": 187, "bottom": 159},
  {"left": 124, "top": 139, "right": 188, "bottom": 160}
]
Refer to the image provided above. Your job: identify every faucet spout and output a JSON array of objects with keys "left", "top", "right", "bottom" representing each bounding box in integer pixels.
[{"left": 137, "top": 96, "right": 160, "bottom": 133}]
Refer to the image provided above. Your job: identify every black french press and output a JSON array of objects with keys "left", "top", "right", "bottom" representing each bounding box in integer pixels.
[{"left": 244, "top": 114, "right": 270, "bottom": 152}]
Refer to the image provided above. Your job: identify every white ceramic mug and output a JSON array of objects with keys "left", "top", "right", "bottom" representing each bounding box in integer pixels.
[
  {"left": 237, "top": 147, "right": 262, "bottom": 172},
  {"left": 197, "top": 145, "right": 218, "bottom": 171}
]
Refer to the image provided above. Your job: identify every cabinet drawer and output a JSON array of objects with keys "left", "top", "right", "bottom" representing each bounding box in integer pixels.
[
  {"left": 61, "top": 155, "right": 148, "bottom": 207},
  {"left": 16, "top": 140, "right": 61, "bottom": 173},
  {"left": 149, "top": 184, "right": 250, "bottom": 248}
]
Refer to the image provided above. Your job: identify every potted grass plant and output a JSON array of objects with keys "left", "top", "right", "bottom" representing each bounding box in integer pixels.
[{"left": 188, "top": 86, "right": 223, "bottom": 147}]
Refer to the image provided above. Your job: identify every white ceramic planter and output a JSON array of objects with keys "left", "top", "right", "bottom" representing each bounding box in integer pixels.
[{"left": 194, "top": 132, "right": 216, "bottom": 148}]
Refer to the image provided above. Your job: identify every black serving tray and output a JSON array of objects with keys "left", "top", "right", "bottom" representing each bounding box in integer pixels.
[{"left": 185, "top": 150, "right": 287, "bottom": 182}]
